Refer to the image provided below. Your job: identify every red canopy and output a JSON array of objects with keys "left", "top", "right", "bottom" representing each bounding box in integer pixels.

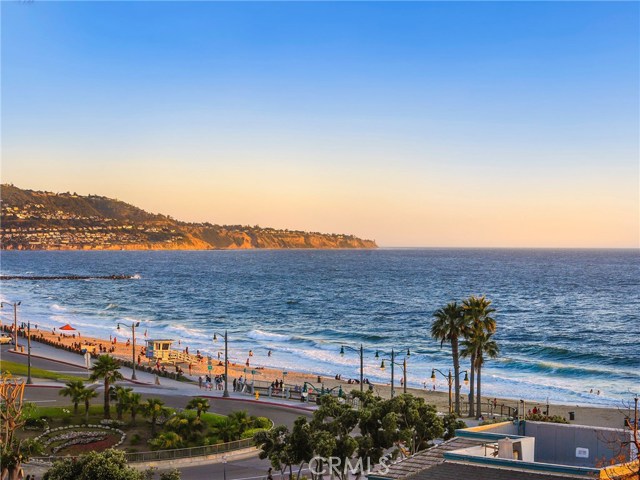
[{"left": 59, "top": 324, "right": 76, "bottom": 331}]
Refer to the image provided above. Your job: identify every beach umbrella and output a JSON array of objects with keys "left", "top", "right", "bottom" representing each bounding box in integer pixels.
[{"left": 59, "top": 324, "right": 76, "bottom": 331}]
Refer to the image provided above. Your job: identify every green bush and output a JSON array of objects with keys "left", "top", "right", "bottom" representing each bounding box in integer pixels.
[
  {"left": 526, "top": 413, "right": 569, "bottom": 424},
  {"left": 241, "top": 427, "right": 267, "bottom": 439},
  {"left": 253, "top": 417, "right": 271, "bottom": 429},
  {"left": 25, "top": 418, "right": 47, "bottom": 429},
  {"left": 130, "top": 434, "right": 141, "bottom": 446}
]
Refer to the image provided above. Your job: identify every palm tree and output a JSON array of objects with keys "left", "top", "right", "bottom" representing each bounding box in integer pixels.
[
  {"left": 461, "top": 330, "right": 499, "bottom": 419},
  {"left": 128, "top": 392, "right": 142, "bottom": 426},
  {"left": 58, "top": 380, "right": 87, "bottom": 415},
  {"left": 89, "top": 354, "right": 124, "bottom": 419},
  {"left": 431, "top": 302, "right": 467, "bottom": 415},
  {"left": 165, "top": 413, "right": 205, "bottom": 443},
  {"left": 185, "top": 397, "right": 210, "bottom": 419},
  {"left": 462, "top": 296, "right": 497, "bottom": 419},
  {"left": 228, "top": 410, "right": 252, "bottom": 436},
  {"left": 114, "top": 386, "right": 133, "bottom": 421},
  {"left": 217, "top": 417, "right": 240, "bottom": 443},
  {"left": 144, "top": 398, "right": 166, "bottom": 436},
  {"left": 79, "top": 388, "right": 98, "bottom": 424}
]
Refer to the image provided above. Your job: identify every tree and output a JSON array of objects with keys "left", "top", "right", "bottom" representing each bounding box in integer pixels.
[
  {"left": 114, "top": 386, "right": 133, "bottom": 421},
  {"left": 217, "top": 417, "right": 240, "bottom": 443},
  {"left": 159, "top": 469, "right": 182, "bottom": 480},
  {"left": 164, "top": 413, "right": 205, "bottom": 444},
  {"left": 1, "top": 376, "right": 43, "bottom": 480},
  {"left": 58, "top": 380, "right": 87, "bottom": 415},
  {"left": 43, "top": 448, "right": 146, "bottom": 480},
  {"left": 128, "top": 392, "right": 142, "bottom": 426},
  {"left": 228, "top": 410, "right": 252, "bottom": 436},
  {"left": 185, "top": 397, "right": 210, "bottom": 419},
  {"left": 431, "top": 302, "right": 467, "bottom": 415},
  {"left": 89, "top": 355, "right": 124, "bottom": 419},
  {"left": 144, "top": 398, "right": 166, "bottom": 436},
  {"left": 79, "top": 388, "right": 98, "bottom": 424},
  {"left": 462, "top": 329, "right": 498, "bottom": 420},
  {"left": 255, "top": 425, "right": 297, "bottom": 479},
  {"left": 442, "top": 413, "right": 467, "bottom": 440},
  {"left": 462, "top": 296, "right": 496, "bottom": 418}
]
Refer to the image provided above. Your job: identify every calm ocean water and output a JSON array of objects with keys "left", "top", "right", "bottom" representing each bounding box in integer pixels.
[{"left": 1, "top": 249, "right": 638, "bottom": 406}]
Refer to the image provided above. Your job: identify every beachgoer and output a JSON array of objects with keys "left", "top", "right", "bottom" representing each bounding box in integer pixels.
[
  {"left": 249, "top": 349, "right": 253, "bottom": 357},
  {"left": 188, "top": 363, "right": 193, "bottom": 375},
  {"left": 267, "top": 467, "right": 274, "bottom": 480},
  {"left": 199, "top": 376, "right": 203, "bottom": 389},
  {"left": 268, "top": 350, "right": 272, "bottom": 357}
]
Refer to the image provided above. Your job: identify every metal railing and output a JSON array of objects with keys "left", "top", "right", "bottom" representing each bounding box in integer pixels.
[{"left": 125, "top": 437, "right": 254, "bottom": 463}]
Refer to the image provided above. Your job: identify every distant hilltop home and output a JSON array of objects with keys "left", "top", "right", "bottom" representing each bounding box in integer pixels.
[
  {"left": 369, "top": 420, "right": 637, "bottom": 480},
  {"left": 0, "top": 184, "right": 377, "bottom": 251}
]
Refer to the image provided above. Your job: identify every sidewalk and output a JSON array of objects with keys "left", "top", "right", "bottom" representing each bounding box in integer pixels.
[{"left": 8, "top": 339, "right": 319, "bottom": 411}]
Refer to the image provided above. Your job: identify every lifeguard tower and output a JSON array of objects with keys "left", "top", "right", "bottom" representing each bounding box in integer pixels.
[
  {"left": 145, "top": 338, "right": 191, "bottom": 365},
  {"left": 145, "top": 339, "right": 174, "bottom": 362}
]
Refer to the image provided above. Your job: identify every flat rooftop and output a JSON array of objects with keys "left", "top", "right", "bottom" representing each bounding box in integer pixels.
[{"left": 369, "top": 420, "right": 638, "bottom": 480}]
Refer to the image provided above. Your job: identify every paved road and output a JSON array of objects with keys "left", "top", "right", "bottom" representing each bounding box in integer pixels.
[{"left": 2, "top": 344, "right": 316, "bottom": 479}]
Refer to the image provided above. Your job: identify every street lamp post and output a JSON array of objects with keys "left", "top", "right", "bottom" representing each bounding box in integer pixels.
[
  {"left": 340, "top": 344, "right": 364, "bottom": 392},
  {"left": 1, "top": 301, "right": 21, "bottom": 351},
  {"left": 26, "top": 321, "right": 32, "bottom": 384},
  {"left": 431, "top": 368, "right": 469, "bottom": 414},
  {"left": 117, "top": 321, "right": 140, "bottom": 380},
  {"left": 213, "top": 330, "right": 230, "bottom": 398},
  {"left": 377, "top": 348, "right": 410, "bottom": 398}
]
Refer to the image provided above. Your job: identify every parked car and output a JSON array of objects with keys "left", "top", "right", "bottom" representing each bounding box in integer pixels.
[{"left": 0, "top": 334, "right": 14, "bottom": 345}]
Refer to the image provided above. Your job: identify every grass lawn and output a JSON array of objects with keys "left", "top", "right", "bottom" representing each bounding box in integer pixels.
[{"left": 0, "top": 359, "right": 87, "bottom": 382}]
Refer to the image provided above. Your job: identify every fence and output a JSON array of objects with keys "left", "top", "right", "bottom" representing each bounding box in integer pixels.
[{"left": 30, "top": 437, "right": 255, "bottom": 466}]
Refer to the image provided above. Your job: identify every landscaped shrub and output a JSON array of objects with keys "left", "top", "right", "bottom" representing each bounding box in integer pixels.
[
  {"left": 526, "top": 413, "right": 569, "bottom": 424},
  {"left": 241, "top": 427, "right": 266, "bottom": 439},
  {"left": 24, "top": 418, "right": 47, "bottom": 430},
  {"left": 253, "top": 417, "right": 271, "bottom": 429}
]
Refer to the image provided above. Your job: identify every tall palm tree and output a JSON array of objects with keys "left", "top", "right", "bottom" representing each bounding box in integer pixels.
[
  {"left": 58, "top": 380, "right": 87, "bottom": 415},
  {"left": 89, "top": 354, "right": 124, "bottom": 419},
  {"left": 79, "top": 388, "right": 98, "bottom": 424},
  {"left": 462, "top": 296, "right": 497, "bottom": 419},
  {"left": 128, "top": 392, "right": 142, "bottom": 426},
  {"left": 144, "top": 398, "right": 166, "bottom": 436},
  {"left": 431, "top": 302, "right": 467, "bottom": 415},
  {"left": 461, "top": 330, "right": 499, "bottom": 419},
  {"left": 185, "top": 397, "right": 210, "bottom": 419}
]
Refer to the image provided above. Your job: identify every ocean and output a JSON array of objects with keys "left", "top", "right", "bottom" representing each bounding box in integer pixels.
[{"left": 1, "top": 249, "right": 638, "bottom": 407}]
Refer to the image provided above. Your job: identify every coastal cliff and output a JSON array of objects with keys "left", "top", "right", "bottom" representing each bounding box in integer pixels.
[{"left": 0, "top": 185, "right": 377, "bottom": 250}]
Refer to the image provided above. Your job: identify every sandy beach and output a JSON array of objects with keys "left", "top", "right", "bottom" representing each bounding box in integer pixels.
[{"left": 7, "top": 326, "right": 632, "bottom": 429}]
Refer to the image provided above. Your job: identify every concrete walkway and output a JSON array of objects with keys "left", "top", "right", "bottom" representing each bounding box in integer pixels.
[{"left": 6, "top": 340, "right": 318, "bottom": 412}]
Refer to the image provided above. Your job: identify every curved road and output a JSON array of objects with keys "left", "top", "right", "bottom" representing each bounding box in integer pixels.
[{"left": 1, "top": 345, "right": 312, "bottom": 479}]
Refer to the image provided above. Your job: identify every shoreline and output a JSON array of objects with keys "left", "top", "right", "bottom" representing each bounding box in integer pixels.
[{"left": 4, "top": 326, "right": 632, "bottom": 429}]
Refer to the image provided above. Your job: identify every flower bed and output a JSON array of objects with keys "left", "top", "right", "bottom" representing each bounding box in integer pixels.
[{"left": 35, "top": 424, "right": 126, "bottom": 455}]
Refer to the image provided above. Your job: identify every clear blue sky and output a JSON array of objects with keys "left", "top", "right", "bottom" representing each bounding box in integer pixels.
[{"left": 2, "top": 1, "right": 638, "bottom": 247}]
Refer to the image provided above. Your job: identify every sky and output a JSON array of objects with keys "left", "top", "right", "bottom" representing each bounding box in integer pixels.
[{"left": 1, "top": 1, "right": 638, "bottom": 248}]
